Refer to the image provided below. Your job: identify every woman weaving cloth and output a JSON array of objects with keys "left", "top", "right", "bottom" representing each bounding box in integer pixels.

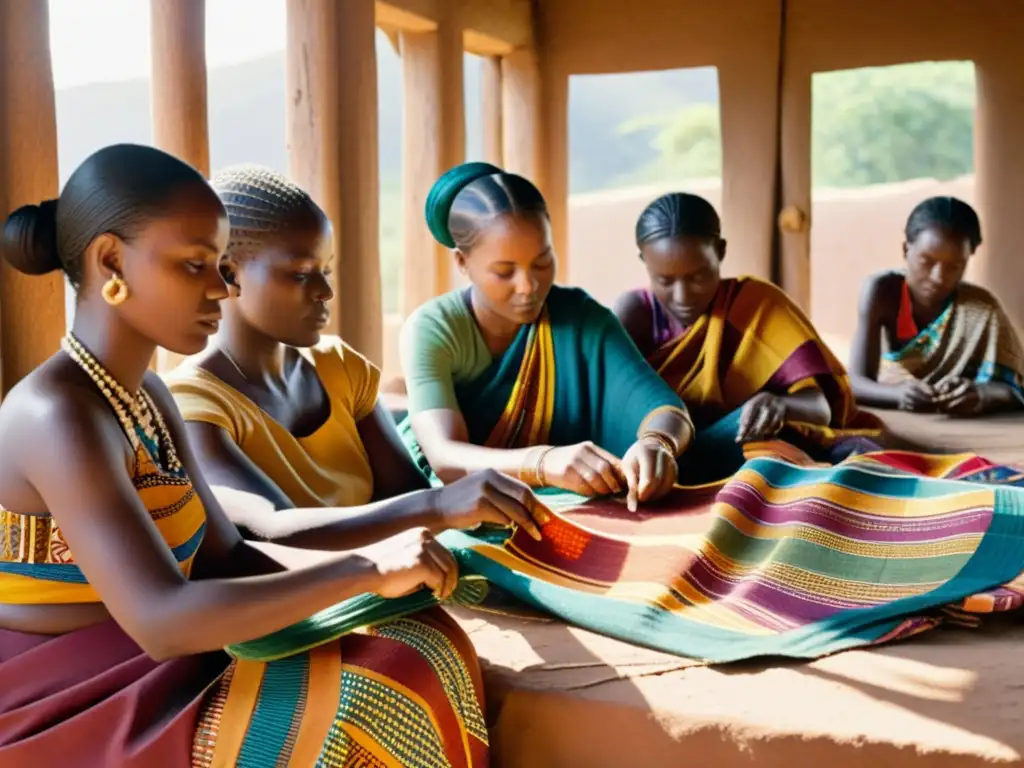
[
  {"left": 613, "top": 192, "right": 884, "bottom": 476},
  {"left": 398, "top": 162, "right": 694, "bottom": 510}
]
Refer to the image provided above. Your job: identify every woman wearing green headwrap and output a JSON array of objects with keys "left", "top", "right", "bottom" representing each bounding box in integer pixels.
[{"left": 400, "top": 163, "right": 693, "bottom": 510}]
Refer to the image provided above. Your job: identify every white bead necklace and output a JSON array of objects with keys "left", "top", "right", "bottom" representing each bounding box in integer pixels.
[{"left": 62, "top": 333, "right": 183, "bottom": 476}]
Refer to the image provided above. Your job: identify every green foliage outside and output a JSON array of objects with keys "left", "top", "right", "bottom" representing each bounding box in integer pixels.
[
  {"left": 811, "top": 62, "right": 975, "bottom": 187},
  {"left": 617, "top": 61, "right": 976, "bottom": 189},
  {"left": 617, "top": 104, "right": 723, "bottom": 183}
]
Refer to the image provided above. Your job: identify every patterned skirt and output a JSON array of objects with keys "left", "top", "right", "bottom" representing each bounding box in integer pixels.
[{"left": 0, "top": 609, "right": 488, "bottom": 768}]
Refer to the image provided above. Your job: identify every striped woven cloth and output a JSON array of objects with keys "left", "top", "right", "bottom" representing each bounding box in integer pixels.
[{"left": 230, "top": 447, "right": 1024, "bottom": 664}]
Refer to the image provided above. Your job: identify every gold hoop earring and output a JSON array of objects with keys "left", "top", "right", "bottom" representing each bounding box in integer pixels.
[{"left": 102, "top": 274, "right": 129, "bottom": 306}]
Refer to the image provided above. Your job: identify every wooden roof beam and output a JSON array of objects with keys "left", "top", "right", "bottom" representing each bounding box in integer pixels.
[{"left": 376, "top": 0, "right": 532, "bottom": 52}]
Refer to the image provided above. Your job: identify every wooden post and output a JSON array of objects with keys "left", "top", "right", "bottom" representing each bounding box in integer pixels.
[
  {"left": 501, "top": 48, "right": 543, "bottom": 188},
  {"left": 399, "top": 12, "right": 466, "bottom": 316},
  {"left": 0, "top": 0, "right": 64, "bottom": 393},
  {"left": 716, "top": 18, "right": 782, "bottom": 285},
  {"left": 778, "top": 67, "right": 813, "bottom": 312},
  {"left": 974, "top": 61, "right": 1024, "bottom": 331},
  {"left": 287, "top": 0, "right": 383, "bottom": 363},
  {"left": 501, "top": 47, "right": 562, "bottom": 277},
  {"left": 481, "top": 55, "right": 503, "bottom": 166},
  {"left": 150, "top": 0, "right": 209, "bottom": 371},
  {"left": 150, "top": 0, "right": 209, "bottom": 176}
]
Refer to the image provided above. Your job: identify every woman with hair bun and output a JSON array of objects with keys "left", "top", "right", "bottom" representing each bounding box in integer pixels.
[
  {"left": 850, "top": 195, "right": 1024, "bottom": 416},
  {"left": 614, "top": 192, "right": 881, "bottom": 466},
  {"left": 400, "top": 162, "right": 693, "bottom": 509},
  {"left": 0, "top": 145, "right": 494, "bottom": 766}
]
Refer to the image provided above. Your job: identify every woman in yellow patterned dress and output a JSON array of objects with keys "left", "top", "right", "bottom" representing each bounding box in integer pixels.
[
  {"left": 0, "top": 145, "right": 538, "bottom": 767},
  {"left": 167, "top": 165, "right": 478, "bottom": 540}
]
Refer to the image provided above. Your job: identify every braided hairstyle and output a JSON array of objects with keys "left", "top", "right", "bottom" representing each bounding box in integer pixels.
[
  {"left": 635, "top": 192, "right": 722, "bottom": 252},
  {"left": 210, "top": 164, "right": 326, "bottom": 261},
  {"left": 1, "top": 143, "right": 213, "bottom": 288},
  {"left": 425, "top": 162, "right": 548, "bottom": 252},
  {"left": 905, "top": 196, "right": 982, "bottom": 253}
]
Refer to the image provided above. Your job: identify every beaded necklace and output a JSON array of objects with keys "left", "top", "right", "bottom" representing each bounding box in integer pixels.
[{"left": 61, "top": 333, "right": 184, "bottom": 477}]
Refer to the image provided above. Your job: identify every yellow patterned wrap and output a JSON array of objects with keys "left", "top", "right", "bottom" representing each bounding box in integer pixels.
[
  {"left": 0, "top": 447, "right": 206, "bottom": 604},
  {"left": 485, "top": 305, "right": 556, "bottom": 449}
]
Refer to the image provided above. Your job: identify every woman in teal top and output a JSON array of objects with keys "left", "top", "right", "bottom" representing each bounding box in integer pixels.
[{"left": 400, "top": 162, "right": 693, "bottom": 511}]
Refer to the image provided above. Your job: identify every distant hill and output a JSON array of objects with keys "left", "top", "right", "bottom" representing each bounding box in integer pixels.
[
  {"left": 54, "top": 43, "right": 719, "bottom": 193},
  {"left": 567, "top": 67, "right": 718, "bottom": 192}
]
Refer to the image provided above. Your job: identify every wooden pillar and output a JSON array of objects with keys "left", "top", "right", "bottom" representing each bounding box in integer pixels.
[
  {"left": 150, "top": 0, "right": 209, "bottom": 176},
  {"left": 150, "top": 0, "right": 209, "bottom": 372},
  {"left": 503, "top": 48, "right": 561, "bottom": 276},
  {"left": 287, "top": 0, "right": 383, "bottom": 363},
  {"left": 508, "top": 48, "right": 563, "bottom": 280},
  {"left": 481, "top": 55, "right": 503, "bottom": 166},
  {"left": 778, "top": 66, "right": 813, "bottom": 312},
  {"left": 716, "top": 28, "right": 781, "bottom": 284},
  {"left": 501, "top": 48, "right": 544, "bottom": 189},
  {"left": 974, "top": 61, "right": 1024, "bottom": 331},
  {"left": 399, "top": 13, "right": 465, "bottom": 316},
  {"left": 0, "top": 0, "right": 64, "bottom": 394}
]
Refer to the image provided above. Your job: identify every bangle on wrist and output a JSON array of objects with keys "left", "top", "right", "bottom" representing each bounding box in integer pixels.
[
  {"left": 636, "top": 405, "right": 692, "bottom": 456},
  {"left": 522, "top": 446, "right": 554, "bottom": 487},
  {"left": 638, "top": 432, "right": 678, "bottom": 458},
  {"left": 535, "top": 446, "right": 554, "bottom": 487}
]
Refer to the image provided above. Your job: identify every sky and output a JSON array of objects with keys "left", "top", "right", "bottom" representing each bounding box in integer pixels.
[{"left": 49, "top": 0, "right": 288, "bottom": 89}]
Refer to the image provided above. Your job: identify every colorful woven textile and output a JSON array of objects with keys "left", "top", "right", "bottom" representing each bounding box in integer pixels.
[
  {"left": 882, "top": 277, "right": 1024, "bottom": 401},
  {"left": 227, "top": 444, "right": 1024, "bottom": 666},
  {"left": 443, "top": 447, "right": 1024, "bottom": 662},
  {"left": 642, "top": 277, "right": 884, "bottom": 459}
]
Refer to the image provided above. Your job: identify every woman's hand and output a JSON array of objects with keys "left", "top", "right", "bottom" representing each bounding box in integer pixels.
[
  {"left": 540, "top": 441, "right": 625, "bottom": 497},
  {"left": 431, "top": 469, "right": 549, "bottom": 541},
  {"left": 897, "top": 380, "right": 938, "bottom": 412},
  {"left": 360, "top": 527, "right": 459, "bottom": 601},
  {"left": 934, "top": 378, "right": 982, "bottom": 416},
  {"left": 620, "top": 438, "right": 677, "bottom": 511},
  {"left": 736, "top": 393, "right": 787, "bottom": 442}
]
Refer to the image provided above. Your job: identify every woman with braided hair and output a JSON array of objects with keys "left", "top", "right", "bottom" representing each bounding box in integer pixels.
[
  {"left": 399, "top": 162, "right": 693, "bottom": 509},
  {"left": 849, "top": 195, "right": 1024, "bottom": 416},
  {"left": 613, "top": 192, "right": 882, "bottom": 469},
  {"left": 170, "top": 164, "right": 543, "bottom": 541},
  {"left": 0, "top": 146, "right": 525, "bottom": 766}
]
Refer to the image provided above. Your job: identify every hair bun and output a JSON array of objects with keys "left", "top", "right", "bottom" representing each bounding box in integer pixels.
[
  {"left": 1, "top": 199, "right": 62, "bottom": 275},
  {"left": 425, "top": 162, "right": 502, "bottom": 248}
]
